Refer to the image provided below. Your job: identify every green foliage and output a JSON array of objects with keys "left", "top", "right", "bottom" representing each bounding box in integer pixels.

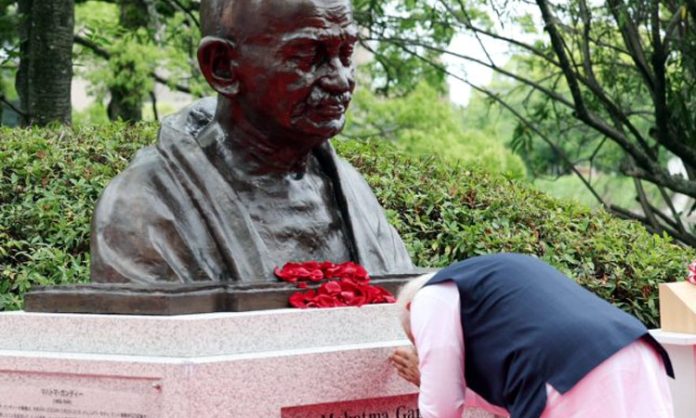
[
  {"left": 465, "top": 58, "right": 629, "bottom": 177},
  {"left": 534, "top": 174, "right": 662, "bottom": 210},
  {"left": 353, "top": 0, "right": 468, "bottom": 95},
  {"left": 85, "top": 29, "right": 164, "bottom": 107},
  {"left": 0, "top": 123, "right": 157, "bottom": 310},
  {"left": 335, "top": 139, "right": 695, "bottom": 327},
  {"left": 1, "top": 124, "right": 692, "bottom": 327},
  {"left": 72, "top": 103, "right": 110, "bottom": 126},
  {"left": 461, "top": 0, "right": 696, "bottom": 245},
  {"left": 74, "top": 0, "right": 210, "bottom": 118},
  {"left": 344, "top": 83, "right": 527, "bottom": 179}
]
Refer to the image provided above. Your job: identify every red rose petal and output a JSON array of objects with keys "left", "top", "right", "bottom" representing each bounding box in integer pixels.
[
  {"left": 315, "top": 294, "right": 337, "bottom": 308},
  {"left": 289, "top": 292, "right": 308, "bottom": 308},
  {"left": 322, "top": 280, "right": 342, "bottom": 296},
  {"left": 279, "top": 261, "right": 388, "bottom": 308}
]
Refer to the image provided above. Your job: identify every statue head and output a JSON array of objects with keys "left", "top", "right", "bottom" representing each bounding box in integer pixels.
[{"left": 198, "top": 0, "right": 358, "bottom": 143}]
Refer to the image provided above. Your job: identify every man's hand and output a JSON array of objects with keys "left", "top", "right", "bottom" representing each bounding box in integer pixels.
[{"left": 390, "top": 346, "right": 421, "bottom": 387}]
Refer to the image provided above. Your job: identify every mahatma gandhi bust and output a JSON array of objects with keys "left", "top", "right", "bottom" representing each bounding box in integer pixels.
[{"left": 89, "top": 0, "right": 415, "bottom": 285}]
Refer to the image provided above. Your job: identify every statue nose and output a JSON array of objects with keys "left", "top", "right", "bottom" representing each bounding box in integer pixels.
[{"left": 319, "top": 58, "right": 354, "bottom": 94}]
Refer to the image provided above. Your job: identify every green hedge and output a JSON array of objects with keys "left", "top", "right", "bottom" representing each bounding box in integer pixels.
[
  {"left": 335, "top": 140, "right": 695, "bottom": 327},
  {"left": 1, "top": 124, "right": 694, "bottom": 326}
]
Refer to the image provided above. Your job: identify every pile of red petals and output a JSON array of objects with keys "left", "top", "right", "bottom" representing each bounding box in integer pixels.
[
  {"left": 274, "top": 261, "right": 396, "bottom": 308},
  {"left": 687, "top": 260, "right": 696, "bottom": 285}
]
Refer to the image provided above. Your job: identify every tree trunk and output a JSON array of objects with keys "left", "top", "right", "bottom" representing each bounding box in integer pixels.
[
  {"left": 107, "top": 0, "right": 149, "bottom": 122},
  {"left": 0, "top": 87, "right": 4, "bottom": 126},
  {"left": 15, "top": 0, "right": 74, "bottom": 126}
]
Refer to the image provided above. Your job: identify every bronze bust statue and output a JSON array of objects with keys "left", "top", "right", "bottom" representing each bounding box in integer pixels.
[{"left": 89, "top": 0, "right": 415, "bottom": 285}]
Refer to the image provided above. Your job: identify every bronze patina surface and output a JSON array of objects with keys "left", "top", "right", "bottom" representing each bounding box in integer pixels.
[
  {"left": 26, "top": 0, "right": 418, "bottom": 313},
  {"left": 25, "top": 276, "right": 421, "bottom": 315},
  {"left": 90, "top": 0, "right": 414, "bottom": 285}
]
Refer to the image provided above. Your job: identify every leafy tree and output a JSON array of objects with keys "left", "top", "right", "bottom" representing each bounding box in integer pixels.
[
  {"left": 343, "top": 82, "right": 527, "bottom": 178},
  {"left": 361, "top": 0, "right": 696, "bottom": 246},
  {"left": 74, "top": 0, "right": 208, "bottom": 122},
  {"left": 353, "top": 0, "right": 473, "bottom": 95},
  {"left": 2, "top": 0, "right": 485, "bottom": 125},
  {"left": 105, "top": 0, "right": 151, "bottom": 122},
  {"left": 503, "top": 0, "right": 696, "bottom": 246}
]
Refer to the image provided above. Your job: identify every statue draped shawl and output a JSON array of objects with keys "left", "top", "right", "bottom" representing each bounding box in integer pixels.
[{"left": 90, "top": 98, "right": 415, "bottom": 284}]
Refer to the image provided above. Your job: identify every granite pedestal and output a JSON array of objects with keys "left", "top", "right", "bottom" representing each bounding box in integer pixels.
[
  {"left": 0, "top": 305, "right": 496, "bottom": 418},
  {"left": 651, "top": 329, "right": 696, "bottom": 418}
]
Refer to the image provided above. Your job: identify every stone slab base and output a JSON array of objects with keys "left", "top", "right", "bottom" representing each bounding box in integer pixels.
[
  {"left": 651, "top": 329, "right": 696, "bottom": 418},
  {"left": 23, "top": 276, "right": 419, "bottom": 315},
  {"left": 0, "top": 305, "right": 497, "bottom": 418}
]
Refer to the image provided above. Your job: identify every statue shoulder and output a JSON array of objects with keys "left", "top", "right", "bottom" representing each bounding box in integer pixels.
[
  {"left": 95, "top": 97, "right": 218, "bottom": 223},
  {"left": 330, "top": 148, "right": 377, "bottom": 195},
  {"left": 161, "top": 97, "right": 217, "bottom": 138},
  {"left": 93, "top": 146, "right": 171, "bottom": 228}
]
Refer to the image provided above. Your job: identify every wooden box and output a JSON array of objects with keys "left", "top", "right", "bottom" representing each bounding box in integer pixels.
[{"left": 659, "top": 281, "right": 696, "bottom": 334}]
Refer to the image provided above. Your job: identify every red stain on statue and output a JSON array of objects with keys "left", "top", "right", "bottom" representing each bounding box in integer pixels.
[{"left": 274, "top": 261, "right": 396, "bottom": 308}]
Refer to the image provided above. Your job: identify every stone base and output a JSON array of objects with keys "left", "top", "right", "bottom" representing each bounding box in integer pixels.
[
  {"left": 650, "top": 329, "right": 696, "bottom": 418},
  {"left": 23, "top": 275, "right": 418, "bottom": 315},
  {"left": 0, "top": 305, "right": 497, "bottom": 418}
]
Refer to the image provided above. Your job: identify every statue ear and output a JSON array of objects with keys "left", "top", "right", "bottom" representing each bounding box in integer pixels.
[{"left": 198, "top": 36, "right": 240, "bottom": 97}]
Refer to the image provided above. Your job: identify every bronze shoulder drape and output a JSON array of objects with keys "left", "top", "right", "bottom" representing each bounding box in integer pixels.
[{"left": 90, "top": 98, "right": 414, "bottom": 284}]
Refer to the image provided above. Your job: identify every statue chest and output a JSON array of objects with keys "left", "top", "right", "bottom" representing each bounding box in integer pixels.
[{"left": 233, "top": 165, "right": 352, "bottom": 266}]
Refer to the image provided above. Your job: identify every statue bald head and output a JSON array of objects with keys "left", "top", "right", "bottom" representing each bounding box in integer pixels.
[
  {"left": 201, "top": 0, "right": 354, "bottom": 40},
  {"left": 200, "top": 0, "right": 231, "bottom": 38}
]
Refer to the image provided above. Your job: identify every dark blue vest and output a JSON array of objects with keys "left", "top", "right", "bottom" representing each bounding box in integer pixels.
[{"left": 426, "top": 253, "right": 673, "bottom": 418}]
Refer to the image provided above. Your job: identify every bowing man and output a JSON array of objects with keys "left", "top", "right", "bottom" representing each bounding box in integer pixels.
[{"left": 391, "top": 253, "right": 674, "bottom": 418}]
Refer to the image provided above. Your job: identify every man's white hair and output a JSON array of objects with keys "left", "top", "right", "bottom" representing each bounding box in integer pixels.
[{"left": 396, "top": 272, "right": 437, "bottom": 338}]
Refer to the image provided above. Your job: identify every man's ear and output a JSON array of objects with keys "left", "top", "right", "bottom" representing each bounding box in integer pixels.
[{"left": 197, "top": 36, "right": 240, "bottom": 97}]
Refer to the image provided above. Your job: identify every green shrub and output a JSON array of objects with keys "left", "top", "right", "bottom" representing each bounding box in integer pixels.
[
  {"left": 1, "top": 124, "right": 693, "bottom": 327},
  {"left": 335, "top": 139, "right": 695, "bottom": 327},
  {"left": 0, "top": 123, "right": 157, "bottom": 310}
]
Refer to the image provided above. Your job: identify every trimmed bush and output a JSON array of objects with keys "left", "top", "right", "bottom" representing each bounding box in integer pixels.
[
  {"left": 334, "top": 139, "right": 695, "bottom": 327},
  {"left": 0, "top": 123, "right": 158, "bottom": 310},
  {"left": 1, "top": 124, "right": 693, "bottom": 327}
]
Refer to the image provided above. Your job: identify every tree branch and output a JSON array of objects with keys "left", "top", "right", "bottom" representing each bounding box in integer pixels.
[
  {"left": 149, "top": 90, "right": 159, "bottom": 121},
  {"left": 379, "top": 31, "right": 658, "bottom": 169},
  {"left": 384, "top": 36, "right": 681, "bottom": 198},
  {"left": 623, "top": 163, "right": 696, "bottom": 198},
  {"left": 535, "top": 0, "right": 659, "bottom": 173},
  {"left": 606, "top": 0, "right": 656, "bottom": 91},
  {"left": 373, "top": 36, "right": 574, "bottom": 108},
  {"left": 73, "top": 34, "right": 194, "bottom": 95},
  {"left": 163, "top": 0, "right": 200, "bottom": 29},
  {"left": 394, "top": 43, "right": 611, "bottom": 209},
  {"left": 642, "top": 4, "right": 696, "bottom": 170},
  {"left": 0, "top": 94, "right": 27, "bottom": 118},
  {"left": 657, "top": 185, "right": 687, "bottom": 234},
  {"left": 633, "top": 177, "right": 660, "bottom": 230},
  {"left": 440, "top": 0, "right": 496, "bottom": 66},
  {"left": 73, "top": 35, "right": 109, "bottom": 59}
]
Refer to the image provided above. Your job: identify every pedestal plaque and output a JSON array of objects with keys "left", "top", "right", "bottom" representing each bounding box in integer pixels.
[
  {"left": 0, "top": 371, "right": 162, "bottom": 418},
  {"left": 281, "top": 394, "right": 496, "bottom": 418},
  {"left": 281, "top": 394, "right": 419, "bottom": 418}
]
